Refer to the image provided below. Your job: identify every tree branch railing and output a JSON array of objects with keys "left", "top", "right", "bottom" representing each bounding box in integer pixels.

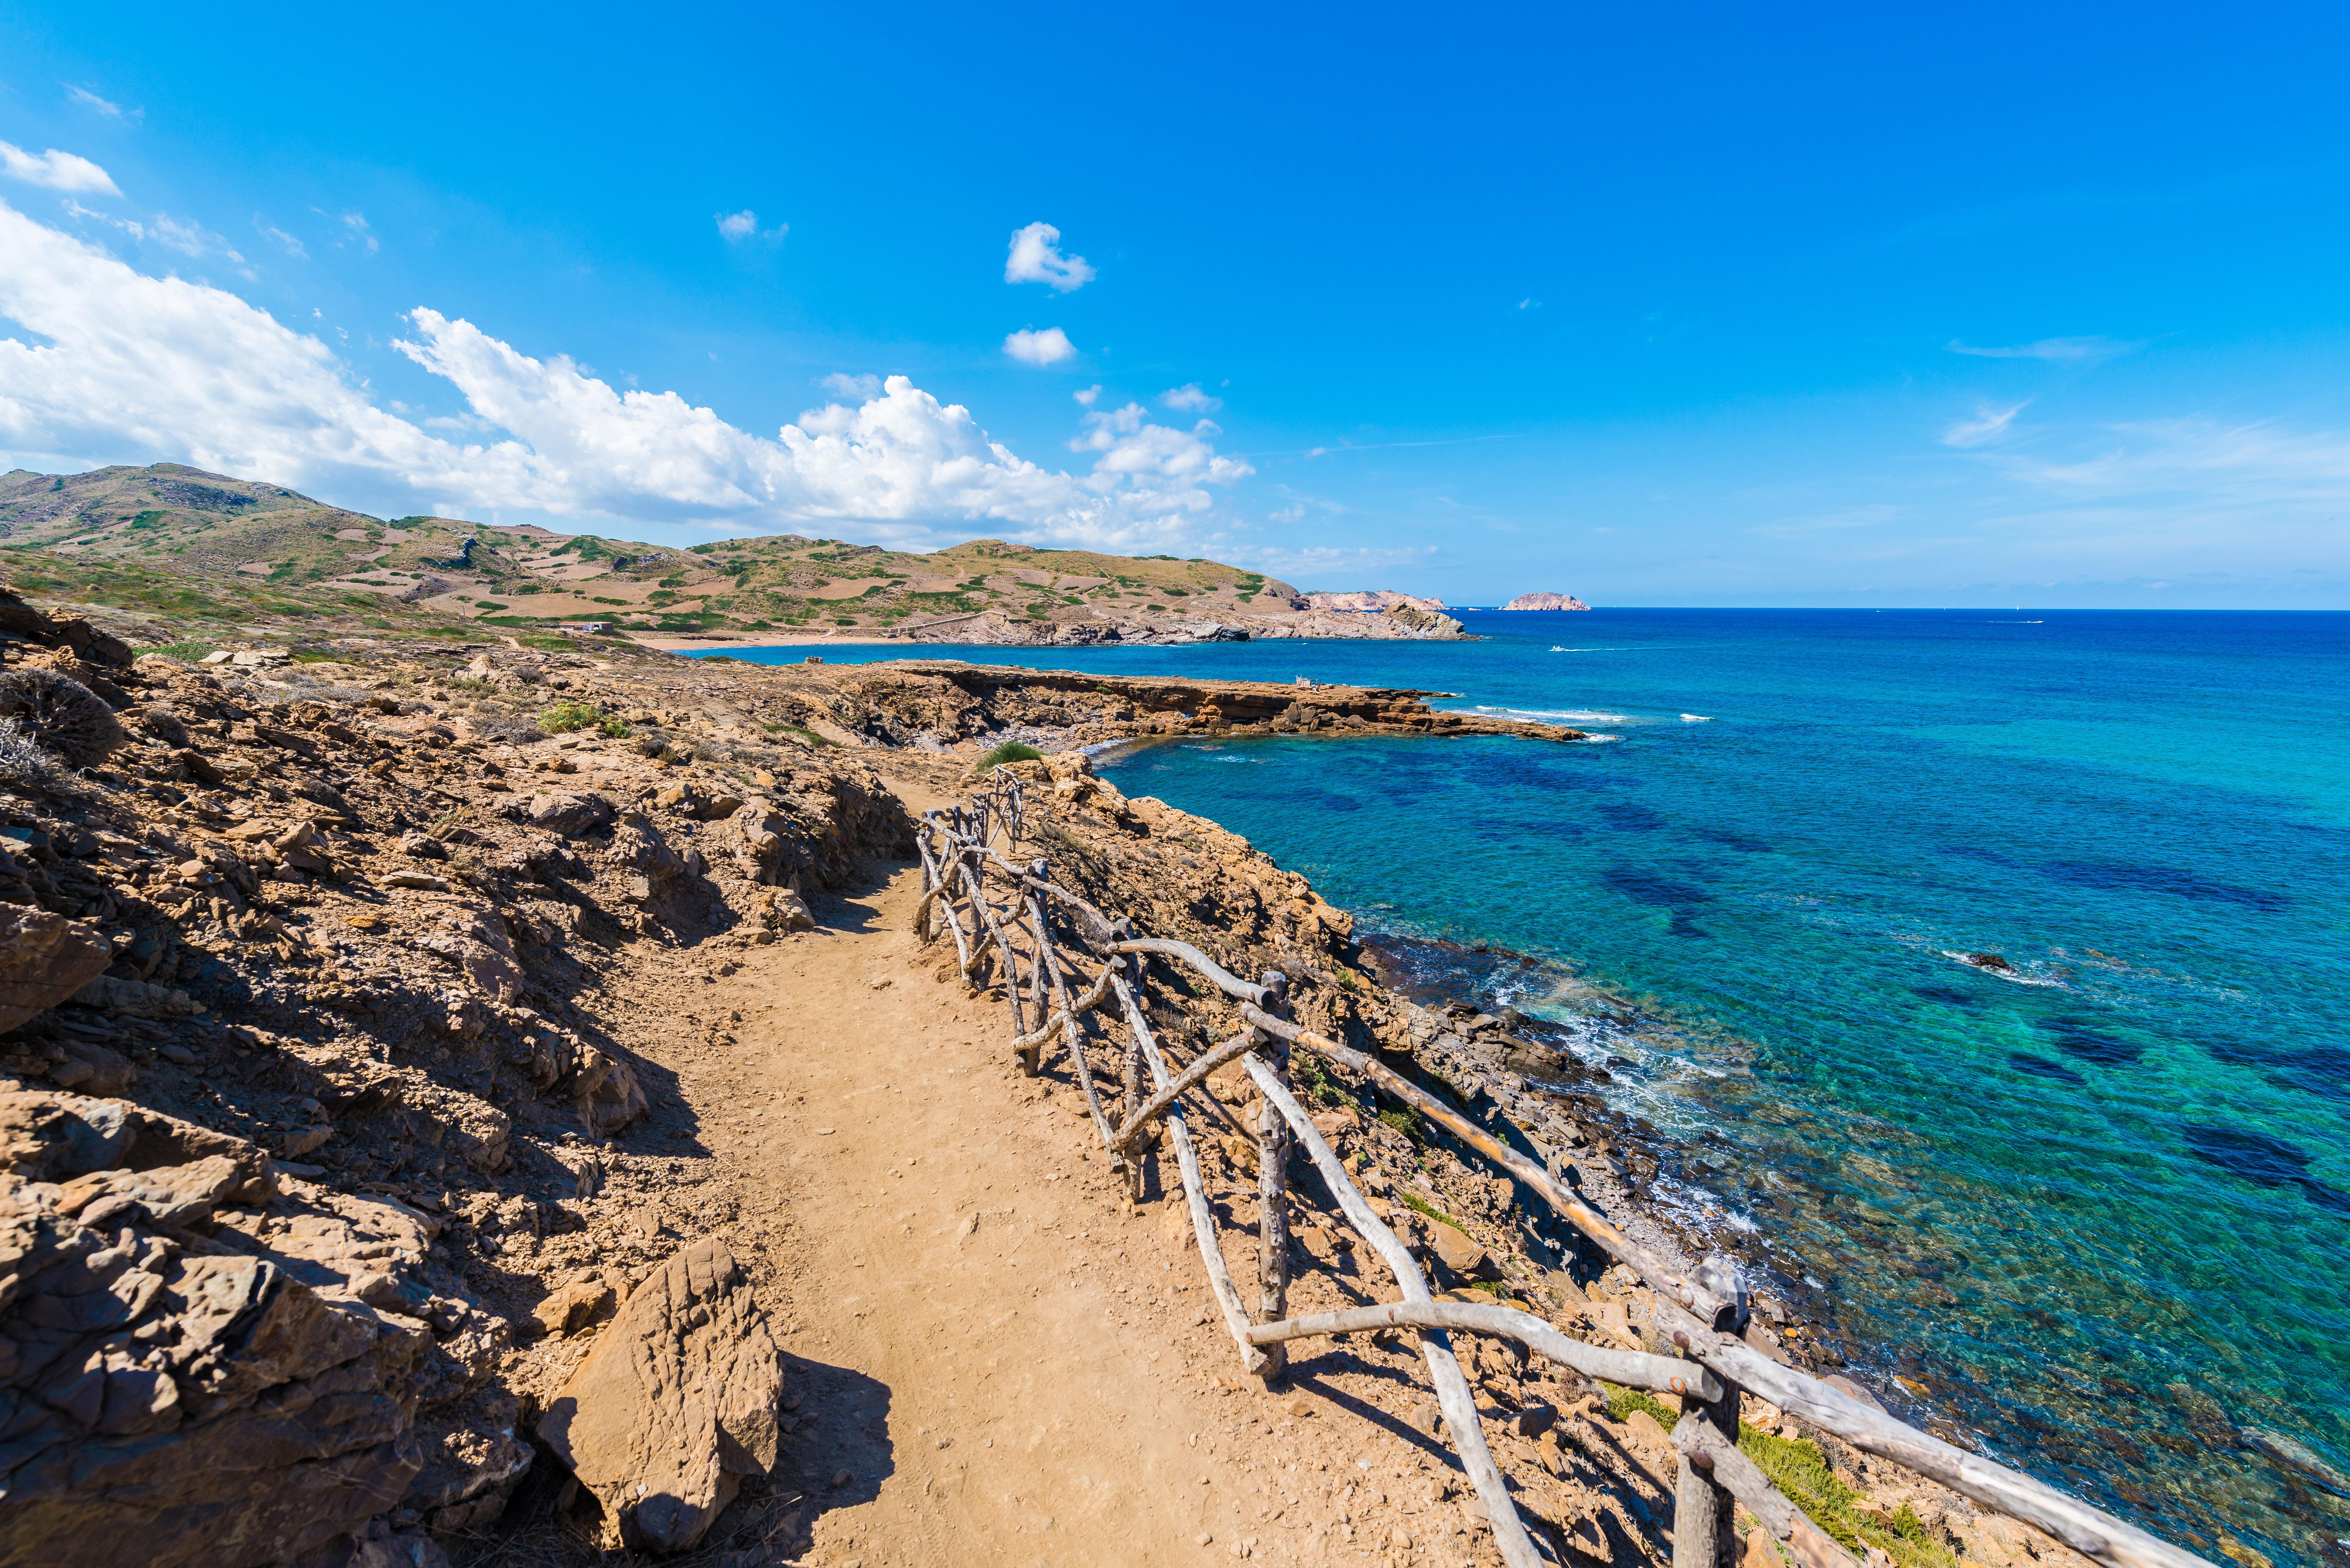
[{"left": 909, "top": 777, "right": 2217, "bottom": 1568}]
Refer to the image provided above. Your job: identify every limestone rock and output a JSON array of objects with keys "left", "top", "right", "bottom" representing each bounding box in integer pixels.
[
  {"left": 1427, "top": 1219, "right": 1493, "bottom": 1279},
  {"left": 0, "top": 1093, "right": 444, "bottom": 1568},
  {"left": 525, "top": 791, "right": 613, "bottom": 838},
  {"left": 537, "top": 1237, "right": 783, "bottom": 1553},
  {"left": 0, "top": 907, "right": 114, "bottom": 1034}
]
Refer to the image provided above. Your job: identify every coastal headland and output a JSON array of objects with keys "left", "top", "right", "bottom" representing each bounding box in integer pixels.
[
  {"left": 0, "top": 462, "right": 1473, "bottom": 649},
  {"left": 0, "top": 591, "right": 2169, "bottom": 1568}
]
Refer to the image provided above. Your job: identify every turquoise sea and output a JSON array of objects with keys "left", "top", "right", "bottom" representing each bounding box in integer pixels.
[{"left": 700, "top": 611, "right": 2350, "bottom": 1564}]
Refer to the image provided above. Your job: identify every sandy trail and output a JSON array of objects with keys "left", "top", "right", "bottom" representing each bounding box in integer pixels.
[{"left": 656, "top": 854, "right": 1426, "bottom": 1567}]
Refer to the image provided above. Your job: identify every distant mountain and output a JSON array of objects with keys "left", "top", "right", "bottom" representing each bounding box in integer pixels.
[{"left": 1501, "top": 591, "right": 1591, "bottom": 611}]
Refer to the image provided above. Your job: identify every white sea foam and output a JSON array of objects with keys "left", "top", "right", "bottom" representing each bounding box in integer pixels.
[
  {"left": 1937, "top": 949, "right": 2065, "bottom": 987},
  {"left": 1582, "top": 734, "right": 1623, "bottom": 743},
  {"left": 1680, "top": 713, "right": 1712, "bottom": 723},
  {"left": 1466, "top": 705, "right": 1633, "bottom": 723}
]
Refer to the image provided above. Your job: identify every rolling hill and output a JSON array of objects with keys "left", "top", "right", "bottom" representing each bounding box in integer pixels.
[{"left": 0, "top": 462, "right": 1359, "bottom": 649}]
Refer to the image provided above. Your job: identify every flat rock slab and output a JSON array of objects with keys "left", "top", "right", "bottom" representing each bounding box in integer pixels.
[{"left": 537, "top": 1236, "right": 783, "bottom": 1553}]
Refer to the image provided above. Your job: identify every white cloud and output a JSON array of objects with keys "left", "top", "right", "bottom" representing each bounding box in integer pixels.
[
  {"left": 0, "top": 141, "right": 119, "bottom": 196},
  {"left": 1073, "top": 384, "right": 1101, "bottom": 406},
  {"left": 1943, "top": 401, "right": 2027, "bottom": 448},
  {"left": 316, "top": 209, "right": 379, "bottom": 253},
  {"left": 64, "top": 200, "right": 244, "bottom": 267},
  {"left": 1004, "top": 326, "right": 1076, "bottom": 366},
  {"left": 1068, "top": 403, "right": 1253, "bottom": 506},
  {"left": 65, "top": 86, "right": 138, "bottom": 124},
  {"left": 1161, "top": 383, "right": 1221, "bottom": 413},
  {"left": 1267, "top": 503, "right": 1306, "bottom": 523},
  {"left": 2003, "top": 418, "right": 2350, "bottom": 502},
  {"left": 1948, "top": 336, "right": 2141, "bottom": 362},
  {"left": 255, "top": 216, "right": 306, "bottom": 259},
  {"left": 821, "top": 372, "right": 883, "bottom": 401},
  {"left": 1004, "top": 222, "right": 1094, "bottom": 292},
  {"left": 717, "top": 210, "right": 788, "bottom": 243},
  {"left": 0, "top": 197, "right": 1250, "bottom": 551}
]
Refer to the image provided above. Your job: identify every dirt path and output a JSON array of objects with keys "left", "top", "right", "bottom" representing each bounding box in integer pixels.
[{"left": 645, "top": 851, "right": 1483, "bottom": 1568}]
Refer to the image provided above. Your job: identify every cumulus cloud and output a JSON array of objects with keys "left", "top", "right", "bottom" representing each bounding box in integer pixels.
[
  {"left": 821, "top": 372, "right": 883, "bottom": 401},
  {"left": 1943, "top": 401, "right": 2026, "bottom": 448},
  {"left": 1161, "top": 383, "right": 1221, "bottom": 413},
  {"left": 1004, "top": 222, "right": 1094, "bottom": 291},
  {"left": 0, "top": 141, "right": 119, "bottom": 196},
  {"left": 1948, "top": 336, "right": 2141, "bottom": 362},
  {"left": 0, "top": 197, "right": 1249, "bottom": 550},
  {"left": 717, "top": 210, "right": 757, "bottom": 240},
  {"left": 1068, "top": 403, "right": 1253, "bottom": 508},
  {"left": 1004, "top": 326, "right": 1076, "bottom": 366},
  {"left": 1073, "top": 384, "right": 1101, "bottom": 406}
]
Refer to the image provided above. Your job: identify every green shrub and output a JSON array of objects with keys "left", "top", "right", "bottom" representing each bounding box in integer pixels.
[
  {"left": 140, "top": 640, "right": 214, "bottom": 663},
  {"left": 539, "top": 701, "right": 606, "bottom": 734},
  {"left": 1398, "top": 1190, "right": 1468, "bottom": 1234},
  {"left": 1601, "top": 1381, "right": 1679, "bottom": 1427},
  {"left": 976, "top": 740, "right": 1044, "bottom": 772}
]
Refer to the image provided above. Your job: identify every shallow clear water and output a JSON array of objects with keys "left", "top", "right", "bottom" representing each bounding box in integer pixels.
[{"left": 701, "top": 611, "right": 2350, "bottom": 1560}]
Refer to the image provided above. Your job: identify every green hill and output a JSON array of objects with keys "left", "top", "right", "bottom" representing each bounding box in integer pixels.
[{"left": 0, "top": 463, "right": 1299, "bottom": 648}]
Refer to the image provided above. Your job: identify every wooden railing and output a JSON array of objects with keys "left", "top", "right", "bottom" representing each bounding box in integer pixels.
[{"left": 911, "top": 775, "right": 2215, "bottom": 1568}]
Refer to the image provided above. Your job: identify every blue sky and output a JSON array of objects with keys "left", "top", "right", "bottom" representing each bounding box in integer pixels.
[{"left": 2, "top": 1, "right": 2347, "bottom": 606}]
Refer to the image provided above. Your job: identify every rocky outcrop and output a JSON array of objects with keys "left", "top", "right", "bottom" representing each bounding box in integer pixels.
[
  {"left": 1301, "top": 591, "right": 1448, "bottom": 614},
  {"left": 1501, "top": 591, "right": 1591, "bottom": 611},
  {"left": 0, "top": 587, "right": 133, "bottom": 669},
  {"left": 0, "top": 1088, "right": 519, "bottom": 1568},
  {"left": 883, "top": 598, "right": 1473, "bottom": 645},
  {"left": 830, "top": 662, "right": 1585, "bottom": 751},
  {"left": 0, "top": 636, "right": 920, "bottom": 1561},
  {"left": 0, "top": 907, "right": 112, "bottom": 1035},
  {"left": 536, "top": 1237, "right": 783, "bottom": 1552}
]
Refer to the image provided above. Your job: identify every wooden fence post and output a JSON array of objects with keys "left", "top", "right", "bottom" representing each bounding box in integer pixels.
[
  {"left": 1675, "top": 1255, "right": 1750, "bottom": 1568},
  {"left": 1253, "top": 969, "right": 1292, "bottom": 1384},
  {"left": 1120, "top": 950, "right": 1147, "bottom": 1204}
]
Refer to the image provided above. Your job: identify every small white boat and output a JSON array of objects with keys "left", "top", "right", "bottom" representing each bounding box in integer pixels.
[{"left": 1550, "top": 645, "right": 1566, "bottom": 651}]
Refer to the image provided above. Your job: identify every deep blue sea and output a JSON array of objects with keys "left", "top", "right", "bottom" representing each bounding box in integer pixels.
[{"left": 699, "top": 611, "right": 2350, "bottom": 1563}]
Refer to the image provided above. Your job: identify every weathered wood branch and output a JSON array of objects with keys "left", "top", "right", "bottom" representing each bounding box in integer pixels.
[
  {"left": 1029, "top": 868, "right": 1121, "bottom": 1164},
  {"left": 1244, "top": 1301, "right": 1721, "bottom": 1400},
  {"left": 1111, "top": 939, "right": 1268, "bottom": 1004},
  {"left": 1671, "top": 1411, "right": 1859, "bottom": 1568},
  {"left": 1243, "top": 1004, "right": 1725, "bottom": 1324},
  {"left": 1242, "top": 1054, "right": 1542, "bottom": 1568},
  {"left": 1109, "top": 1027, "right": 1260, "bottom": 1152},
  {"left": 1651, "top": 1300, "right": 2215, "bottom": 1568},
  {"left": 1116, "top": 971, "right": 1268, "bottom": 1377}
]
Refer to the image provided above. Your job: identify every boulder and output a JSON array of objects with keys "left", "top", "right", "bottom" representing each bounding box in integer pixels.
[
  {"left": 537, "top": 1237, "right": 783, "bottom": 1553},
  {"left": 526, "top": 791, "right": 614, "bottom": 838},
  {"left": 0, "top": 907, "right": 113, "bottom": 1034},
  {"left": 1427, "top": 1219, "right": 1494, "bottom": 1279}
]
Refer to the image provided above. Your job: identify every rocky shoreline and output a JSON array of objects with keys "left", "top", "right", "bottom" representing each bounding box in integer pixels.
[
  {"left": 864, "top": 596, "right": 1473, "bottom": 646},
  {"left": 0, "top": 616, "right": 2135, "bottom": 1568}
]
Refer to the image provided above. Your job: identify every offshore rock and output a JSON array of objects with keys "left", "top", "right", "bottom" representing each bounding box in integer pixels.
[
  {"left": 537, "top": 1236, "right": 784, "bottom": 1553},
  {"left": 1500, "top": 591, "right": 1591, "bottom": 611}
]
